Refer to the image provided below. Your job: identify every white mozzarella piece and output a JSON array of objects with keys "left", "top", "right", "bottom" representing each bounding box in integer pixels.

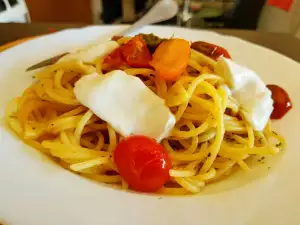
[
  {"left": 219, "top": 84, "right": 232, "bottom": 97},
  {"left": 74, "top": 70, "right": 175, "bottom": 142},
  {"left": 240, "top": 90, "right": 274, "bottom": 131},
  {"left": 216, "top": 57, "right": 273, "bottom": 131},
  {"left": 216, "top": 57, "right": 266, "bottom": 94},
  {"left": 59, "top": 41, "right": 119, "bottom": 64}
]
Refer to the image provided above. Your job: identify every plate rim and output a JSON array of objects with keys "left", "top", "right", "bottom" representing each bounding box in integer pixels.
[{"left": 1, "top": 25, "right": 300, "bottom": 225}]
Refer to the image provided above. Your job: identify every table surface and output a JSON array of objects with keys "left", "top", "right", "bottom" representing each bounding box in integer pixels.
[{"left": 1, "top": 23, "right": 300, "bottom": 63}]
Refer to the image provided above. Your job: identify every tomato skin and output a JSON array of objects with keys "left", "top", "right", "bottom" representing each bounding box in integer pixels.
[
  {"left": 150, "top": 39, "right": 191, "bottom": 81},
  {"left": 102, "top": 47, "right": 126, "bottom": 71},
  {"left": 191, "top": 41, "right": 231, "bottom": 60},
  {"left": 102, "top": 35, "right": 152, "bottom": 71},
  {"left": 121, "top": 35, "right": 152, "bottom": 68},
  {"left": 114, "top": 135, "right": 171, "bottom": 192},
  {"left": 267, "top": 84, "right": 292, "bottom": 119}
]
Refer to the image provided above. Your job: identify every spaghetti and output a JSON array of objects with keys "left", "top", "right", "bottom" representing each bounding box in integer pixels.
[{"left": 5, "top": 35, "right": 285, "bottom": 195}]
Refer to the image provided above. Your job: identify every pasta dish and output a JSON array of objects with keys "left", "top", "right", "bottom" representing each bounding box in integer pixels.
[{"left": 5, "top": 33, "right": 292, "bottom": 194}]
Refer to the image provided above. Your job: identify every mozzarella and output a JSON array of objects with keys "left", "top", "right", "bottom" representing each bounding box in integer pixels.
[
  {"left": 219, "top": 84, "right": 232, "bottom": 97},
  {"left": 216, "top": 57, "right": 273, "bottom": 131},
  {"left": 216, "top": 57, "right": 266, "bottom": 94},
  {"left": 59, "top": 41, "right": 119, "bottom": 64},
  {"left": 74, "top": 70, "right": 176, "bottom": 142},
  {"left": 240, "top": 90, "right": 274, "bottom": 131}
]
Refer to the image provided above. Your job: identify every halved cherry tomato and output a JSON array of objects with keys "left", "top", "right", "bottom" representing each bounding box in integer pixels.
[
  {"left": 150, "top": 39, "right": 191, "bottom": 81},
  {"left": 121, "top": 35, "right": 152, "bottom": 68},
  {"left": 102, "top": 35, "right": 152, "bottom": 70},
  {"left": 267, "top": 84, "right": 292, "bottom": 119},
  {"left": 102, "top": 47, "right": 126, "bottom": 71},
  {"left": 191, "top": 41, "right": 231, "bottom": 60},
  {"left": 114, "top": 135, "right": 171, "bottom": 192}
]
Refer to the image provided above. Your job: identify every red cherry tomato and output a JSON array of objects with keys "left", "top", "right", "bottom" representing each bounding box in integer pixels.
[
  {"left": 267, "top": 84, "right": 292, "bottom": 119},
  {"left": 121, "top": 35, "right": 152, "bottom": 68},
  {"left": 114, "top": 135, "right": 171, "bottom": 192},
  {"left": 102, "top": 47, "right": 126, "bottom": 71},
  {"left": 102, "top": 35, "right": 152, "bottom": 70},
  {"left": 191, "top": 41, "right": 231, "bottom": 60}
]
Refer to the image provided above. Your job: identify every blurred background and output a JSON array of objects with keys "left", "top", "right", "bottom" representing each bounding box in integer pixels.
[{"left": 0, "top": 0, "right": 299, "bottom": 39}]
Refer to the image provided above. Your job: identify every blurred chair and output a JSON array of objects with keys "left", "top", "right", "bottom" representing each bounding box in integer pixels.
[{"left": 0, "top": 0, "right": 30, "bottom": 22}]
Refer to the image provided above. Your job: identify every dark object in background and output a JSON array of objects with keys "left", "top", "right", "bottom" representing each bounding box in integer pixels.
[
  {"left": 0, "top": 0, "right": 6, "bottom": 12},
  {"left": 101, "top": 0, "right": 266, "bottom": 30},
  {"left": 8, "top": 0, "right": 18, "bottom": 6},
  {"left": 101, "top": 0, "right": 148, "bottom": 24},
  {"left": 203, "top": 0, "right": 267, "bottom": 29},
  {"left": 226, "top": 0, "right": 267, "bottom": 29},
  {"left": 101, "top": 0, "right": 122, "bottom": 23}
]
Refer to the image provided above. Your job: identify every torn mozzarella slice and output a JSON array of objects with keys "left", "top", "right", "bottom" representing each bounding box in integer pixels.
[
  {"left": 216, "top": 57, "right": 273, "bottom": 131},
  {"left": 74, "top": 70, "right": 175, "bottom": 142}
]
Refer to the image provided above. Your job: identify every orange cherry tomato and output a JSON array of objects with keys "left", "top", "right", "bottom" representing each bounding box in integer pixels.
[
  {"left": 121, "top": 35, "right": 152, "bottom": 68},
  {"left": 191, "top": 41, "right": 231, "bottom": 60},
  {"left": 114, "top": 135, "right": 171, "bottom": 192},
  {"left": 150, "top": 39, "right": 191, "bottom": 81}
]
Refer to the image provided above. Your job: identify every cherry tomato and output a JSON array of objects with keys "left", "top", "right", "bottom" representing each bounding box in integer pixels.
[
  {"left": 121, "top": 35, "right": 152, "bottom": 68},
  {"left": 191, "top": 41, "right": 231, "bottom": 60},
  {"left": 102, "top": 47, "right": 126, "bottom": 71},
  {"left": 102, "top": 35, "right": 152, "bottom": 70},
  {"left": 267, "top": 84, "right": 292, "bottom": 119},
  {"left": 114, "top": 135, "right": 171, "bottom": 192},
  {"left": 150, "top": 38, "right": 191, "bottom": 81}
]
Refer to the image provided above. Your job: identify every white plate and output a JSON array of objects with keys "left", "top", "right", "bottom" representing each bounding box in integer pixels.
[{"left": 0, "top": 25, "right": 300, "bottom": 225}]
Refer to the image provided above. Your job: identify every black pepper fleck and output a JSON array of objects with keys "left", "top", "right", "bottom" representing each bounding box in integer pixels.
[{"left": 276, "top": 143, "right": 282, "bottom": 147}]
